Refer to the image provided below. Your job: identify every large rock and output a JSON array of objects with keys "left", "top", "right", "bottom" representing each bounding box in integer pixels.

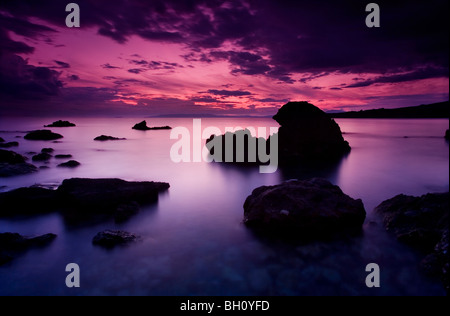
[
  {"left": 243, "top": 178, "right": 366, "bottom": 239},
  {"left": 44, "top": 120, "right": 76, "bottom": 127},
  {"left": 0, "top": 149, "right": 37, "bottom": 177},
  {"left": 0, "top": 142, "right": 19, "bottom": 148},
  {"left": 272, "top": 102, "right": 351, "bottom": 163},
  {"left": 132, "top": 120, "right": 171, "bottom": 131},
  {"left": 0, "top": 137, "right": 4, "bottom": 142},
  {"left": 375, "top": 192, "right": 449, "bottom": 293},
  {"left": 56, "top": 178, "right": 170, "bottom": 213},
  {"left": 0, "top": 233, "right": 57, "bottom": 266},
  {"left": 92, "top": 230, "right": 139, "bottom": 248},
  {"left": 94, "top": 135, "right": 126, "bottom": 141},
  {"left": 0, "top": 187, "right": 58, "bottom": 215},
  {"left": 445, "top": 129, "right": 449, "bottom": 141},
  {"left": 24, "top": 130, "right": 63, "bottom": 141}
]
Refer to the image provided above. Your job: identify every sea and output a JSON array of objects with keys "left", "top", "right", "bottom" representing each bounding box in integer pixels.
[{"left": 0, "top": 117, "right": 448, "bottom": 296}]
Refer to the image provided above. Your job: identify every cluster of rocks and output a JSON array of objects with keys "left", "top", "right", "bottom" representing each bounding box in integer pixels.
[
  {"left": 0, "top": 137, "right": 19, "bottom": 149},
  {"left": 0, "top": 149, "right": 38, "bottom": 177}
]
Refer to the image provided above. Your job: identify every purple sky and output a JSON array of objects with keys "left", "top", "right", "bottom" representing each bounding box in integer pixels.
[{"left": 0, "top": 0, "right": 448, "bottom": 116}]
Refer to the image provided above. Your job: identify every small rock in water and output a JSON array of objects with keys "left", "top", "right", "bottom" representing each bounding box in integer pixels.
[
  {"left": 58, "top": 160, "right": 81, "bottom": 168},
  {"left": 45, "top": 120, "right": 76, "bottom": 127},
  {"left": 0, "top": 142, "right": 19, "bottom": 148},
  {"left": 94, "top": 135, "right": 126, "bottom": 141},
  {"left": 24, "top": 130, "right": 63, "bottom": 141},
  {"left": 92, "top": 230, "right": 140, "bottom": 248},
  {"left": 41, "top": 148, "right": 54, "bottom": 153},
  {"left": 32, "top": 153, "right": 52, "bottom": 162},
  {"left": 55, "top": 154, "right": 73, "bottom": 159}
]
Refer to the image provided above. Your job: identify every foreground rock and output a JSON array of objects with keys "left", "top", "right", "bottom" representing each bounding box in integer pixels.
[
  {"left": 0, "top": 178, "right": 170, "bottom": 222},
  {"left": 24, "top": 130, "right": 63, "bottom": 141},
  {"left": 132, "top": 120, "right": 172, "bottom": 131},
  {"left": 446, "top": 130, "right": 449, "bottom": 141},
  {"left": 273, "top": 102, "right": 351, "bottom": 163},
  {"left": 243, "top": 178, "right": 366, "bottom": 239},
  {"left": 0, "top": 233, "right": 57, "bottom": 266},
  {"left": 32, "top": 153, "right": 52, "bottom": 162},
  {"left": 0, "top": 149, "right": 37, "bottom": 177},
  {"left": 58, "top": 160, "right": 80, "bottom": 168},
  {"left": 94, "top": 135, "right": 126, "bottom": 141},
  {"left": 375, "top": 192, "right": 449, "bottom": 293},
  {"left": 0, "top": 137, "right": 4, "bottom": 142},
  {"left": 45, "top": 120, "right": 76, "bottom": 127},
  {"left": 92, "top": 230, "right": 139, "bottom": 248},
  {"left": 0, "top": 142, "right": 19, "bottom": 148}
]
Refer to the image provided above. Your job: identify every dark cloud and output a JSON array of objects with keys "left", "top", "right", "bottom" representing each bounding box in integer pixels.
[
  {"left": 344, "top": 66, "right": 449, "bottom": 88},
  {"left": 101, "top": 63, "right": 121, "bottom": 69},
  {"left": 54, "top": 60, "right": 70, "bottom": 69},
  {"left": 68, "top": 75, "right": 80, "bottom": 81},
  {"left": 207, "top": 89, "right": 252, "bottom": 97},
  {"left": 256, "top": 98, "right": 289, "bottom": 103},
  {"left": 128, "top": 59, "right": 184, "bottom": 71},
  {"left": 128, "top": 68, "right": 146, "bottom": 74}
]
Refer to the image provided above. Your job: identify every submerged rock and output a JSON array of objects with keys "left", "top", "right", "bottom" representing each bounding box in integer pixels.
[
  {"left": 0, "top": 149, "right": 37, "bottom": 177},
  {"left": 93, "top": 230, "right": 139, "bottom": 248},
  {"left": 44, "top": 120, "right": 76, "bottom": 127},
  {"left": 132, "top": 121, "right": 171, "bottom": 131},
  {"left": 58, "top": 160, "right": 81, "bottom": 168},
  {"left": 24, "top": 130, "right": 63, "bottom": 141},
  {"left": 0, "top": 233, "right": 57, "bottom": 266},
  {"left": 32, "top": 153, "right": 52, "bottom": 162},
  {"left": 0, "top": 142, "right": 19, "bottom": 148},
  {"left": 94, "top": 135, "right": 126, "bottom": 141},
  {"left": 243, "top": 178, "right": 366, "bottom": 239},
  {"left": 272, "top": 102, "right": 351, "bottom": 163},
  {"left": 375, "top": 192, "right": 449, "bottom": 293}
]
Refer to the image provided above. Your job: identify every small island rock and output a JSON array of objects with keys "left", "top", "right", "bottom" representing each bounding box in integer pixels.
[{"left": 24, "top": 130, "right": 63, "bottom": 141}]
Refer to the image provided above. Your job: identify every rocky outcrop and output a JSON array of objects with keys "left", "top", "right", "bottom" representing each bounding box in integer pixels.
[
  {"left": 0, "top": 137, "right": 4, "bottom": 142},
  {"left": 24, "top": 130, "right": 63, "bottom": 141},
  {"left": 0, "top": 142, "right": 19, "bottom": 148},
  {"left": 132, "top": 121, "right": 172, "bottom": 131},
  {"left": 375, "top": 192, "right": 449, "bottom": 293},
  {"left": 57, "top": 160, "right": 80, "bottom": 168},
  {"left": 44, "top": 120, "right": 76, "bottom": 127},
  {"left": 0, "top": 178, "right": 170, "bottom": 222},
  {"left": 32, "top": 153, "right": 52, "bottom": 162},
  {"left": 92, "top": 230, "right": 139, "bottom": 248},
  {"left": 243, "top": 178, "right": 366, "bottom": 239},
  {"left": 55, "top": 154, "right": 73, "bottom": 159},
  {"left": 273, "top": 102, "right": 351, "bottom": 163},
  {"left": 94, "top": 135, "right": 126, "bottom": 141},
  {"left": 0, "top": 149, "right": 37, "bottom": 177},
  {"left": 0, "top": 233, "right": 57, "bottom": 266}
]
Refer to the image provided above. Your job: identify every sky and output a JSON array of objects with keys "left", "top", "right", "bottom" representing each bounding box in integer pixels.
[{"left": 0, "top": 0, "right": 448, "bottom": 117}]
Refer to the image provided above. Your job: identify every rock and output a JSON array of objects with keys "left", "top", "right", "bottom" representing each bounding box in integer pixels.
[
  {"left": 445, "top": 129, "right": 449, "bottom": 141},
  {"left": 0, "top": 233, "right": 57, "bottom": 266},
  {"left": 0, "top": 150, "right": 37, "bottom": 177},
  {"left": 55, "top": 154, "right": 73, "bottom": 159},
  {"left": 0, "top": 137, "right": 4, "bottom": 142},
  {"left": 24, "top": 130, "right": 63, "bottom": 141},
  {"left": 375, "top": 192, "right": 449, "bottom": 293},
  {"left": 57, "top": 178, "right": 170, "bottom": 213},
  {"left": 272, "top": 102, "right": 351, "bottom": 163},
  {"left": 32, "top": 153, "right": 52, "bottom": 162},
  {"left": 94, "top": 135, "right": 126, "bottom": 141},
  {"left": 0, "top": 149, "right": 27, "bottom": 164},
  {"left": 44, "top": 120, "right": 76, "bottom": 127},
  {"left": 58, "top": 160, "right": 81, "bottom": 168},
  {"left": 0, "top": 142, "right": 19, "bottom": 148},
  {"left": 41, "top": 148, "right": 54, "bottom": 153},
  {"left": 149, "top": 126, "right": 172, "bottom": 130},
  {"left": 0, "top": 187, "right": 58, "bottom": 215},
  {"left": 92, "top": 230, "right": 139, "bottom": 248},
  {"left": 132, "top": 121, "right": 172, "bottom": 130},
  {"left": 243, "top": 178, "right": 366, "bottom": 239},
  {"left": 115, "top": 201, "right": 140, "bottom": 223}
]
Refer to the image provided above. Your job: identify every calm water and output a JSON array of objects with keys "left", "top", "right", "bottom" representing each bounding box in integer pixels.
[{"left": 0, "top": 117, "right": 448, "bottom": 296}]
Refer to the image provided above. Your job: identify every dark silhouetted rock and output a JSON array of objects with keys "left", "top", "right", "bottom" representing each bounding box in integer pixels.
[
  {"left": 0, "top": 150, "right": 37, "bottom": 177},
  {"left": 93, "top": 230, "right": 139, "bottom": 248},
  {"left": 58, "top": 160, "right": 81, "bottom": 168},
  {"left": 0, "top": 137, "right": 4, "bottom": 142},
  {"left": 375, "top": 192, "right": 449, "bottom": 293},
  {"left": 0, "top": 142, "right": 19, "bottom": 148},
  {"left": 445, "top": 130, "right": 449, "bottom": 141},
  {"left": 55, "top": 154, "right": 73, "bottom": 159},
  {"left": 41, "top": 148, "right": 54, "bottom": 153},
  {"left": 243, "top": 178, "right": 366, "bottom": 239},
  {"left": 94, "top": 135, "right": 126, "bottom": 141},
  {"left": 0, "top": 233, "right": 57, "bottom": 265},
  {"left": 45, "top": 120, "right": 76, "bottom": 127},
  {"left": 132, "top": 120, "right": 172, "bottom": 130},
  {"left": 24, "top": 130, "right": 63, "bottom": 141},
  {"left": 57, "top": 178, "right": 170, "bottom": 213},
  {"left": 0, "top": 187, "right": 58, "bottom": 215},
  {"left": 32, "top": 153, "right": 52, "bottom": 162},
  {"left": 272, "top": 102, "right": 351, "bottom": 163},
  {"left": 114, "top": 202, "right": 140, "bottom": 223}
]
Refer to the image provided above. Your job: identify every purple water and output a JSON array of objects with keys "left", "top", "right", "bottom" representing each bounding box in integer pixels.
[{"left": 0, "top": 117, "right": 448, "bottom": 295}]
